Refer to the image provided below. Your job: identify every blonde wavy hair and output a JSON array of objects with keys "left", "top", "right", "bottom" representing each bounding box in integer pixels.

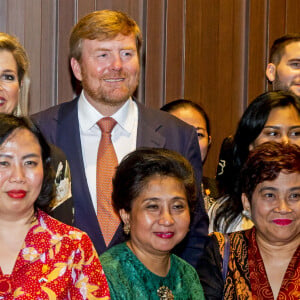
[{"left": 0, "top": 32, "right": 30, "bottom": 115}]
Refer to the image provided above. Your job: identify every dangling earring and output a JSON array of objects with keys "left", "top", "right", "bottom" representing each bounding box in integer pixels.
[
  {"left": 242, "top": 209, "right": 251, "bottom": 220},
  {"left": 123, "top": 223, "right": 130, "bottom": 235}
]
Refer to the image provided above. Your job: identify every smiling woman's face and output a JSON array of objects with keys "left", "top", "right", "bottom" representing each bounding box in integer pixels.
[
  {"left": 250, "top": 105, "right": 300, "bottom": 150},
  {"left": 0, "top": 50, "right": 20, "bottom": 114},
  {"left": 0, "top": 128, "right": 43, "bottom": 219},
  {"left": 120, "top": 174, "right": 191, "bottom": 258},
  {"left": 242, "top": 171, "right": 300, "bottom": 246}
]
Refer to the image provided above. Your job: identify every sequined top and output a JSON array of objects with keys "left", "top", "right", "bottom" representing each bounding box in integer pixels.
[
  {"left": 0, "top": 210, "right": 110, "bottom": 299},
  {"left": 100, "top": 243, "right": 204, "bottom": 300}
]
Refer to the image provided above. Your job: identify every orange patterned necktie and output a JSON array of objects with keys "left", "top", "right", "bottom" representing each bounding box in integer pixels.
[{"left": 96, "top": 117, "right": 120, "bottom": 246}]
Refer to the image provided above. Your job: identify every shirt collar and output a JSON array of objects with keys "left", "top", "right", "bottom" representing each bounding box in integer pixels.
[{"left": 78, "top": 91, "right": 136, "bottom": 134}]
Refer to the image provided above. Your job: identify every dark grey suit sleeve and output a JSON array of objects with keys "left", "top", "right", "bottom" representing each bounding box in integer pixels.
[
  {"left": 31, "top": 113, "right": 74, "bottom": 226},
  {"left": 174, "top": 128, "right": 209, "bottom": 267}
]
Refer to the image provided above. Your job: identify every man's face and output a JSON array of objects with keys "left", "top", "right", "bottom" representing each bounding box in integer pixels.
[
  {"left": 266, "top": 42, "right": 300, "bottom": 96},
  {"left": 71, "top": 33, "right": 140, "bottom": 113}
]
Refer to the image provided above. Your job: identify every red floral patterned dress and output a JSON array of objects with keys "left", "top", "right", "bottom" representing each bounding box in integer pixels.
[{"left": 0, "top": 210, "right": 110, "bottom": 299}]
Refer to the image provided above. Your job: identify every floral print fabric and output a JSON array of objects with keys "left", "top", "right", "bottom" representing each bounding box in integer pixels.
[{"left": 0, "top": 210, "right": 110, "bottom": 299}]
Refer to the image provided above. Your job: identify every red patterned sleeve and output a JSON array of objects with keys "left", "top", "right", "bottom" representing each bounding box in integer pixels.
[{"left": 68, "top": 232, "right": 110, "bottom": 299}]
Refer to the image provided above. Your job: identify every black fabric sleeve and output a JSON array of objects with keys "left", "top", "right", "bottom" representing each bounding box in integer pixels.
[{"left": 196, "top": 234, "right": 224, "bottom": 300}]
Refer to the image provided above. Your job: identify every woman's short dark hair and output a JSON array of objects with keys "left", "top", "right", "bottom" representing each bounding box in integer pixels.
[
  {"left": 240, "top": 142, "right": 300, "bottom": 202},
  {"left": 112, "top": 148, "right": 197, "bottom": 215},
  {"left": 0, "top": 114, "right": 55, "bottom": 212},
  {"left": 161, "top": 99, "right": 211, "bottom": 137}
]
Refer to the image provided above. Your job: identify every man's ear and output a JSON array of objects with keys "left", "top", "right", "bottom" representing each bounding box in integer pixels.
[
  {"left": 266, "top": 63, "right": 276, "bottom": 82},
  {"left": 70, "top": 57, "right": 83, "bottom": 81}
]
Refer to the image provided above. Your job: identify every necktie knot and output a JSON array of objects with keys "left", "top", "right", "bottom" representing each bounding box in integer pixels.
[{"left": 97, "top": 117, "right": 117, "bottom": 134}]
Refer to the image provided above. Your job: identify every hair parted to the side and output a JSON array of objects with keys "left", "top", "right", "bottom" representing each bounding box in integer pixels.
[
  {"left": 0, "top": 32, "right": 29, "bottom": 85},
  {"left": 0, "top": 113, "right": 55, "bottom": 212},
  {"left": 161, "top": 99, "right": 211, "bottom": 137},
  {"left": 269, "top": 33, "right": 300, "bottom": 65},
  {"left": 69, "top": 9, "right": 142, "bottom": 62},
  {"left": 112, "top": 148, "right": 197, "bottom": 216},
  {"left": 233, "top": 91, "right": 300, "bottom": 180},
  {"left": 240, "top": 142, "right": 300, "bottom": 202},
  {"left": 213, "top": 90, "right": 300, "bottom": 231}
]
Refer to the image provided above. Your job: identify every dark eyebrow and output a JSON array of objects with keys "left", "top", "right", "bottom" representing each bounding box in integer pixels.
[
  {"left": 263, "top": 126, "right": 280, "bottom": 129},
  {"left": 195, "top": 127, "right": 206, "bottom": 130},
  {"left": 142, "top": 197, "right": 186, "bottom": 203},
  {"left": 259, "top": 186, "right": 300, "bottom": 193},
  {"left": 263, "top": 125, "right": 300, "bottom": 130},
  {"left": 290, "top": 187, "right": 300, "bottom": 191},
  {"left": 258, "top": 187, "right": 277, "bottom": 193},
  {"left": 172, "top": 197, "right": 187, "bottom": 201},
  {"left": 0, "top": 153, "right": 40, "bottom": 159},
  {"left": 22, "top": 154, "right": 40, "bottom": 159},
  {"left": 142, "top": 198, "right": 159, "bottom": 203}
]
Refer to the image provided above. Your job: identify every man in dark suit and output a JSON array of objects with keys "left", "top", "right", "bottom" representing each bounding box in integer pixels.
[{"left": 32, "top": 10, "right": 207, "bottom": 267}]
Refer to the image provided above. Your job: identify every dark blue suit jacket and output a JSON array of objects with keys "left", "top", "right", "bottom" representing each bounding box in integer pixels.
[{"left": 32, "top": 97, "right": 208, "bottom": 267}]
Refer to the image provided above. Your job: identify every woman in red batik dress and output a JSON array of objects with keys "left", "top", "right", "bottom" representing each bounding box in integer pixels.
[{"left": 0, "top": 114, "right": 110, "bottom": 299}]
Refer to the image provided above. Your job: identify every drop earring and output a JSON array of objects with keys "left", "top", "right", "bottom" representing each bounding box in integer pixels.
[
  {"left": 242, "top": 209, "right": 251, "bottom": 220},
  {"left": 123, "top": 223, "right": 130, "bottom": 235}
]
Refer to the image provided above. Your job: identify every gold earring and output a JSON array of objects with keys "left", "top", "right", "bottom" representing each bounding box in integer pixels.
[{"left": 123, "top": 223, "right": 130, "bottom": 235}]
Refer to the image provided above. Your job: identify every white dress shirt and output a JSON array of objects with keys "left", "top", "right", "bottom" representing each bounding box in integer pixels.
[{"left": 78, "top": 92, "right": 138, "bottom": 211}]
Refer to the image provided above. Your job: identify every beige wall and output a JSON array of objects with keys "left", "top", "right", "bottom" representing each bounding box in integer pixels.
[{"left": 1, "top": 0, "right": 300, "bottom": 177}]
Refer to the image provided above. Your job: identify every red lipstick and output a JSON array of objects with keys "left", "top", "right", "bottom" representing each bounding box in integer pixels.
[
  {"left": 272, "top": 219, "right": 292, "bottom": 226},
  {"left": 155, "top": 232, "right": 174, "bottom": 239},
  {"left": 7, "top": 190, "right": 27, "bottom": 199}
]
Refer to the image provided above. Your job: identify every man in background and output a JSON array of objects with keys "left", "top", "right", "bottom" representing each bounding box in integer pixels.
[
  {"left": 266, "top": 33, "right": 300, "bottom": 96},
  {"left": 216, "top": 33, "right": 300, "bottom": 196}
]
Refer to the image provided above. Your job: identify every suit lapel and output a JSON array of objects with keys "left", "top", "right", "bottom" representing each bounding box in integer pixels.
[
  {"left": 109, "top": 102, "right": 166, "bottom": 248},
  {"left": 55, "top": 99, "right": 106, "bottom": 252},
  {"left": 136, "top": 102, "right": 166, "bottom": 148}
]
